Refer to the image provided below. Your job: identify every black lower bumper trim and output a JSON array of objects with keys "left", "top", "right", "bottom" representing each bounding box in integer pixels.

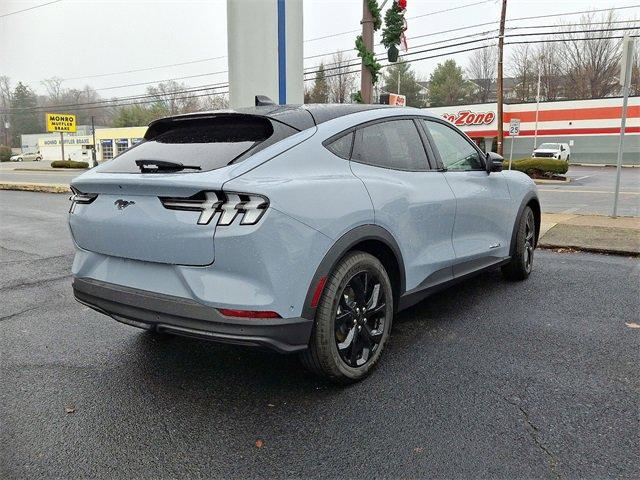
[{"left": 73, "top": 277, "right": 313, "bottom": 353}]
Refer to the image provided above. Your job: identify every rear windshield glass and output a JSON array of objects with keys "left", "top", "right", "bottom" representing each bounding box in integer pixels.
[{"left": 98, "top": 115, "right": 297, "bottom": 173}]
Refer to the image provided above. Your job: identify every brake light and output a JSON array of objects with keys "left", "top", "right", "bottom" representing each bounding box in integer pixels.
[
  {"left": 218, "top": 308, "right": 281, "bottom": 318},
  {"left": 159, "top": 191, "right": 268, "bottom": 226}
]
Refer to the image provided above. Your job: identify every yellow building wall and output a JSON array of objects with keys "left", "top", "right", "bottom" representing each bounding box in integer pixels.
[{"left": 94, "top": 126, "right": 148, "bottom": 162}]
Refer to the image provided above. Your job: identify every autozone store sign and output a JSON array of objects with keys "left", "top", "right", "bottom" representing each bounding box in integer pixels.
[{"left": 441, "top": 110, "right": 495, "bottom": 126}]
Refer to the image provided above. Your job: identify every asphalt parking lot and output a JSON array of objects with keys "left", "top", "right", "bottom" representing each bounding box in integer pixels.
[{"left": 1, "top": 190, "right": 639, "bottom": 479}]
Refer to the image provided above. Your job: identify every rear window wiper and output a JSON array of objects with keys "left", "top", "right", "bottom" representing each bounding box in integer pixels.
[{"left": 135, "top": 159, "right": 201, "bottom": 173}]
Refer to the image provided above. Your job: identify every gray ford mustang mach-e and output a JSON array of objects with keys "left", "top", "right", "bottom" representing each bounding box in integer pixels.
[{"left": 69, "top": 104, "right": 539, "bottom": 383}]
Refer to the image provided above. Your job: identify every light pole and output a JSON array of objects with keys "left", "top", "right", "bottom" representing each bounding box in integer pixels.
[{"left": 533, "top": 54, "right": 544, "bottom": 149}]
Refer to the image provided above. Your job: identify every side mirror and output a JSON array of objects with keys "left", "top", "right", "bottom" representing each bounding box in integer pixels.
[{"left": 485, "top": 152, "right": 503, "bottom": 173}]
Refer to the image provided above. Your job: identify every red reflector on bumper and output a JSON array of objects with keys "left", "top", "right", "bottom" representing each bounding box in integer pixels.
[
  {"left": 218, "top": 308, "right": 281, "bottom": 319},
  {"left": 310, "top": 276, "right": 327, "bottom": 308}
]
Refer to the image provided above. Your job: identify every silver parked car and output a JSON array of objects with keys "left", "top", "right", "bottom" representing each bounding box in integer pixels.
[
  {"left": 10, "top": 151, "right": 42, "bottom": 162},
  {"left": 69, "top": 103, "right": 540, "bottom": 383}
]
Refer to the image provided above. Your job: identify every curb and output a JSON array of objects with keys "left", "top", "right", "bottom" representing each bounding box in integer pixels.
[
  {"left": 0, "top": 182, "right": 71, "bottom": 193},
  {"left": 534, "top": 177, "right": 571, "bottom": 185},
  {"left": 537, "top": 243, "right": 639, "bottom": 257},
  {"left": 569, "top": 163, "right": 639, "bottom": 168},
  {"left": 12, "top": 168, "right": 88, "bottom": 172}
]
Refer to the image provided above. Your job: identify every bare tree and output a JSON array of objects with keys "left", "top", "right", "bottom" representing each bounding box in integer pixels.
[
  {"left": 630, "top": 46, "right": 640, "bottom": 97},
  {"left": 534, "top": 42, "right": 563, "bottom": 101},
  {"left": 41, "top": 77, "right": 65, "bottom": 104},
  {"left": 0, "top": 76, "right": 12, "bottom": 146},
  {"left": 466, "top": 44, "right": 497, "bottom": 103},
  {"left": 327, "top": 51, "right": 356, "bottom": 103},
  {"left": 201, "top": 92, "right": 229, "bottom": 110},
  {"left": 560, "top": 11, "right": 625, "bottom": 99},
  {"left": 508, "top": 44, "right": 535, "bottom": 102},
  {"left": 147, "top": 80, "right": 201, "bottom": 115}
]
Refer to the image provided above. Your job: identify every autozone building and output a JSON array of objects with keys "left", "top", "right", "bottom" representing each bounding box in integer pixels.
[{"left": 426, "top": 97, "right": 640, "bottom": 165}]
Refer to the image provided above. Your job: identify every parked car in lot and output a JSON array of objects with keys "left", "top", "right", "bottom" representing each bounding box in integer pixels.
[
  {"left": 10, "top": 151, "right": 42, "bottom": 162},
  {"left": 532, "top": 142, "right": 570, "bottom": 160},
  {"left": 68, "top": 103, "right": 540, "bottom": 383}
]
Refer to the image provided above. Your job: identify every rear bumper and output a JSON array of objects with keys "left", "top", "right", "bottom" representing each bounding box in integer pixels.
[{"left": 73, "top": 277, "right": 313, "bottom": 353}]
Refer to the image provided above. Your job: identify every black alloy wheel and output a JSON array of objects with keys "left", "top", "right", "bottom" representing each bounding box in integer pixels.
[
  {"left": 301, "top": 251, "right": 393, "bottom": 383},
  {"left": 334, "top": 270, "right": 387, "bottom": 367}
]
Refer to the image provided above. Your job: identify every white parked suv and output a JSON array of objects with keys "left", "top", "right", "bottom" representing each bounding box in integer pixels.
[{"left": 532, "top": 143, "right": 570, "bottom": 160}]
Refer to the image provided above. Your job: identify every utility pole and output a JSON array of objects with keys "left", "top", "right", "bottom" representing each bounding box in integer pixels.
[
  {"left": 360, "top": 0, "right": 374, "bottom": 104},
  {"left": 533, "top": 54, "right": 543, "bottom": 149},
  {"left": 91, "top": 115, "right": 98, "bottom": 167},
  {"left": 496, "top": 0, "right": 507, "bottom": 156},
  {"left": 612, "top": 36, "right": 635, "bottom": 218}
]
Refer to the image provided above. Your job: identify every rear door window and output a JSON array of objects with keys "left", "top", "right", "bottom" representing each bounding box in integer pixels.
[
  {"left": 99, "top": 115, "right": 298, "bottom": 173},
  {"left": 325, "top": 132, "right": 353, "bottom": 159},
  {"left": 351, "top": 119, "right": 429, "bottom": 171}
]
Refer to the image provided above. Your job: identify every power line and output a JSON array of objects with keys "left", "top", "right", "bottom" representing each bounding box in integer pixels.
[
  {"left": 3, "top": 83, "right": 230, "bottom": 113},
  {"left": 303, "top": 26, "right": 639, "bottom": 76},
  {"left": 61, "top": 55, "right": 228, "bottom": 82},
  {"left": 0, "top": 0, "right": 62, "bottom": 18},
  {"left": 304, "top": 0, "right": 495, "bottom": 42},
  {"left": 56, "top": 4, "right": 640, "bottom": 84},
  {"left": 95, "top": 71, "right": 229, "bottom": 91}
]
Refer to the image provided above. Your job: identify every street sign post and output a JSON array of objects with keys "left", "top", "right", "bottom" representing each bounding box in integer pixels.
[
  {"left": 508, "top": 118, "right": 520, "bottom": 170},
  {"left": 612, "top": 36, "right": 635, "bottom": 218},
  {"left": 46, "top": 113, "right": 76, "bottom": 161}
]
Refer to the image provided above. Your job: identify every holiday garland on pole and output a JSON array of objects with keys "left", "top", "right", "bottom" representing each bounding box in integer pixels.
[
  {"left": 353, "top": 0, "right": 382, "bottom": 103},
  {"left": 382, "top": 0, "right": 407, "bottom": 62}
]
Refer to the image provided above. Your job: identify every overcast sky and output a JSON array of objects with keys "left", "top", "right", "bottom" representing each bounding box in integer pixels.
[{"left": 1, "top": 0, "right": 638, "bottom": 99}]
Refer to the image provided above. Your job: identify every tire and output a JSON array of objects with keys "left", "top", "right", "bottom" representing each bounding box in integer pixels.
[
  {"left": 36, "top": 157, "right": 42, "bottom": 161},
  {"left": 502, "top": 206, "right": 536, "bottom": 281},
  {"left": 300, "top": 251, "right": 394, "bottom": 384}
]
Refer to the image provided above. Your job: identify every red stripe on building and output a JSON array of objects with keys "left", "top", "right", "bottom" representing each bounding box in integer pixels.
[
  {"left": 465, "top": 126, "right": 640, "bottom": 138},
  {"left": 504, "top": 106, "right": 640, "bottom": 123}
]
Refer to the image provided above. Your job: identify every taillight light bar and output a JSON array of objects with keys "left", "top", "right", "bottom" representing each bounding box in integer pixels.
[
  {"left": 159, "top": 191, "right": 268, "bottom": 226},
  {"left": 69, "top": 186, "right": 98, "bottom": 213}
]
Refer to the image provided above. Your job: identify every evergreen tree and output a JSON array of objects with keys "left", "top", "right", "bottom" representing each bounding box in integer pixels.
[
  {"left": 10, "top": 83, "right": 39, "bottom": 147},
  {"left": 308, "top": 63, "right": 329, "bottom": 103},
  {"left": 382, "top": 60, "right": 425, "bottom": 107},
  {"left": 428, "top": 60, "right": 472, "bottom": 107}
]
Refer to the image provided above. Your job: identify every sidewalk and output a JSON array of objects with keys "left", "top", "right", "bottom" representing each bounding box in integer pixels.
[{"left": 540, "top": 213, "right": 640, "bottom": 256}]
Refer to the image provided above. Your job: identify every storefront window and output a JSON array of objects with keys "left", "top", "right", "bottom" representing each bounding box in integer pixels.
[
  {"left": 131, "top": 138, "right": 143, "bottom": 146},
  {"left": 101, "top": 140, "right": 113, "bottom": 161},
  {"left": 116, "top": 138, "right": 129, "bottom": 155}
]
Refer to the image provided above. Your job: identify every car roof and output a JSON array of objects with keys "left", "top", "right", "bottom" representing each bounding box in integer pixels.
[{"left": 148, "top": 103, "right": 395, "bottom": 132}]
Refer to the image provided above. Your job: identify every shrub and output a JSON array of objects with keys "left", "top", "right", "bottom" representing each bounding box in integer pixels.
[
  {"left": 51, "top": 160, "right": 89, "bottom": 169},
  {"left": 502, "top": 158, "right": 568, "bottom": 176},
  {"left": 0, "top": 145, "right": 11, "bottom": 162}
]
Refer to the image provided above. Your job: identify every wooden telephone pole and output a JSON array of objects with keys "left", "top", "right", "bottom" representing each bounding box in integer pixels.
[
  {"left": 496, "top": 0, "right": 507, "bottom": 156},
  {"left": 360, "top": 0, "right": 374, "bottom": 103}
]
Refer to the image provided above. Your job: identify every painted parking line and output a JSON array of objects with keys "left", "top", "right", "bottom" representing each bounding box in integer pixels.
[{"left": 538, "top": 189, "right": 640, "bottom": 195}]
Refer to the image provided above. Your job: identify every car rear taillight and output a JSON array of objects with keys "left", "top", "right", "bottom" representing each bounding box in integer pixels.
[
  {"left": 159, "top": 191, "right": 268, "bottom": 226},
  {"left": 69, "top": 186, "right": 98, "bottom": 213}
]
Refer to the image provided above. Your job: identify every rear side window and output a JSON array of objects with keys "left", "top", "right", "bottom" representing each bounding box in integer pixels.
[
  {"left": 351, "top": 119, "right": 428, "bottom": 171},
  {"left": 325, "top": 132, "right": 353, "bottom": 159},
  {"left": 99, "top": 115, "right": 298, "bottom": 173}
]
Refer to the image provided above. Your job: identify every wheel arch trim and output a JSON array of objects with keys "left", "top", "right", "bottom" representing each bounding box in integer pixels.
[
  {"left": 301, "top": 224, "right": 406, "bottom": 319},
  {"left": 510, "top": 192, "right": 541, "bottom": 257}
]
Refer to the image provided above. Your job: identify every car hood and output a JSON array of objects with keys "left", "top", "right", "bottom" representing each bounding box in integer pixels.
[{"left": 533, "top": 149, "right": 560, "bottom": 154}]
